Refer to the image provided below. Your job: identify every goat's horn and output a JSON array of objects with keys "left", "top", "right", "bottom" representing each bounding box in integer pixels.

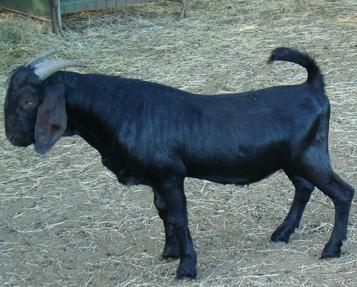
[
  {"left": 34, "top": 60, "right": 87, "bottom": 80},
  {"left": 24, "top": 49, "right": 57, "bottom": 67}
]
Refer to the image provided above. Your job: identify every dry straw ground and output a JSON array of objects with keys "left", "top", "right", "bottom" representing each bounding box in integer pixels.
[{"left": 0, "top": 0, "right": 356, "bottom": 286}]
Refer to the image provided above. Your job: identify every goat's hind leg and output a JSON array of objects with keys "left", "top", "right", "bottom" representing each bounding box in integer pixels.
[
  {"left": 153, "top": 189, "right": 180, "bottom": 260},
  {"left": 318, "top": 171, "right": 354, "bottom": 258},
  {"left": 296, "top": 148, "right": 355, "bottom": 258},
  {"left": 271, "top": 172, "right": 314, "bottom": 243}
]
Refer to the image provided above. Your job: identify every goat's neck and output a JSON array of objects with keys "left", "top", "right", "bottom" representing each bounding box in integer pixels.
[{"left": 60, "top": 72, "right": 122, "bottom": 154}]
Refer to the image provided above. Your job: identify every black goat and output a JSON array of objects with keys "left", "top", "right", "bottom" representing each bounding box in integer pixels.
[{"left": 4, "top": 48, "right": 354, "bottom": 279}]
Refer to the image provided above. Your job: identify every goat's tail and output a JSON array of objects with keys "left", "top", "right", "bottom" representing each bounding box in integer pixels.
[{"left": 267, "top": 47, "right": 324, "bottom": 89}]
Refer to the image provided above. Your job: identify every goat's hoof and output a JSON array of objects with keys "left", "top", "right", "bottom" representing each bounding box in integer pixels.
[
  {"left": 271, "top": 225, "right": 293, "bottom": 243},
  {"left": 321, "top": 244, "right": 341, "bottom": 259},
  {"left": 176, "top": 264, "right": 196, "bottom": 280},
  {"left": 175, "top": 255, "right": 197, "bottom": 280}
]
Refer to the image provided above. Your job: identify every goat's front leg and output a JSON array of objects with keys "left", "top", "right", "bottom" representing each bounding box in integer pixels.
[
  {"left": 155, "top": 178, "right": 197, "bottom": 279},
  {"left": 153, "top": 189, "right": 180, "bottom": 260}
]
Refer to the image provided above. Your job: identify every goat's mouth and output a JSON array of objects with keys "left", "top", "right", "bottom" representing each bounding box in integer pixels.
[{"left": 6, "top": 133, "right": 33, "bottom": 147}]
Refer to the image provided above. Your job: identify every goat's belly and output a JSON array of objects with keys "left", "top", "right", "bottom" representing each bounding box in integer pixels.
[
  {"left": 193, "top": 174, "right": 252, "bottom": 185},
  {"left": 186, "top": 158, "right": 281, "bottom": 185},
  {"left": 190, "top": 171, "right": 277, "bottom": 185}
]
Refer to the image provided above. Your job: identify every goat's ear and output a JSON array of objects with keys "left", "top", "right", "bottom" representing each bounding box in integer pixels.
[{"left": 34, "top": 82, "right": 67, "bottom": 154}]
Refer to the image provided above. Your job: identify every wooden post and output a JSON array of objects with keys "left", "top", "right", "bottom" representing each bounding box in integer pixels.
[{"left": 49, "top": 0, "right": 63, "bottom": 35}]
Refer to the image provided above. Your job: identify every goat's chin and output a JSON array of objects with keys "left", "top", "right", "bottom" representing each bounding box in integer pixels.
[
  {"left": 34, "top": 144, "right": 50, "bottom": 155},
  {"left": 7, "top": 136, "right": 33, "bottom": 148},
  {"left": 13, "top": 142, "right": 31, "bottom": 148}
]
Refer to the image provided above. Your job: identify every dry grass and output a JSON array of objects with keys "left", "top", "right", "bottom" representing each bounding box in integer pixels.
[{"left": 0, "top": 0, "right": 356, "bottom": 286}]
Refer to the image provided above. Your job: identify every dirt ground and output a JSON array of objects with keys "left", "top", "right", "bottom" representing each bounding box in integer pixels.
[{"left": 0, "top": 0, "right": 356, "bottom": 286}]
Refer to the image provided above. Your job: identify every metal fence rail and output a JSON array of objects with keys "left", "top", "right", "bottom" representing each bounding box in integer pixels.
[
  {"left": 60, "top": 0, "right": 144, "bottom": 14},
  {"left": 0, "top": 0, "right": 145, "bottom": 34}
]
